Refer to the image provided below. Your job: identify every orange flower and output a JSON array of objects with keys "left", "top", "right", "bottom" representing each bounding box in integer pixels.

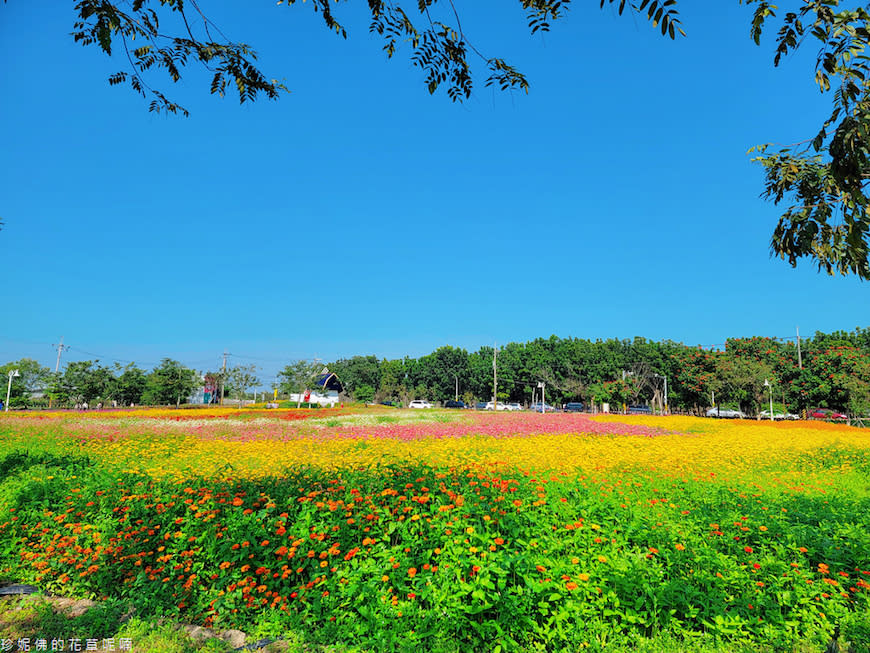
[
  {"left": 408, "top": 567, "right": 417, "bottom": 578},
  {"left": 571, "top": 557, "right": 580, "bottom": 565},
  {"left": 535, "top": 565, "right": 546, "bottom": 573},
  {"left": 565, "top": 582, "right": 578, "bottom": 591},
  {"left": 494, "top": 537, "right": 504, "bottom": 545},
  {"left": 675, "top": 543, "right": 685, "bottom": 551},
  {"left": 577, "top": 573, "right": 590, "bottom": 582},
  {"left": 744, "top": 546, "right": 754, "bottom": 554}
]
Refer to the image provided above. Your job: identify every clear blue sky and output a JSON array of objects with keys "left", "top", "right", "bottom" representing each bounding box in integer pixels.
[{"left": 1, "top": 2, "right": 866, "bottom": 387}]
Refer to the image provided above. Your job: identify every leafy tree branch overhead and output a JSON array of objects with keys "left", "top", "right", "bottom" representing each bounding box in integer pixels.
[{"left": 25, "top": 1, "right": 870, "bottom": 278}]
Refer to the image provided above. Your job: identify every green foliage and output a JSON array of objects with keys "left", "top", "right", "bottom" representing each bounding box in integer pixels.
[
  {"left": 278, "top": 360, "right": 323, "bottom": 395},
  {"left": 142, "top": 358, "right": 200, "bottom": 407},
  {"left": 226, "top": 364, "right": 261, "bottom": 404},
  {"left": 1, "top": 452, "right": 868, "bottom": 651},
  {"left": 742, "top": 1, "right": 870, "bottom": 279},
  {"left": 0, "top": 358, "right": 50, "bottom": 407}
]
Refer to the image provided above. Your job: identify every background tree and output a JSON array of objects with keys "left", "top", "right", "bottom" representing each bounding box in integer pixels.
[
  {"left": 115, "top": 363, "right": 148, "bottom": 406},
  {"left": 226, "top": 364, "right": 261, "bottom": 405},
  {"left": 61, "top": 360, "right": 113, "bottom": 406},
  {"left": 277, "top": 360, "right": 323, "bottom": 405},
  {"left": 329, "top": 356, "right": 381, "bottom": 399},
  {"left": 143, "top": 359, "right": 199, "bottom": 407},
  {"left": 0, "top": 359, "right": 51, "bottom": 407}
]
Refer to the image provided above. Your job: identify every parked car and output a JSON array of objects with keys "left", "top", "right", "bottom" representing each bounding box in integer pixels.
[
  {"left": 444, "top": 400, "right": 466, "bottom": 409},
  {"left": 564, "top": 402, "right": 584, "bottom": 412},
  {"left": 475, "top": 402, "right": 488, "bottom": 410},
  {"left": 408, "top": 400, "right": 432, "bottom": 409},
  {"left": 484, "top": 401, "right": 509, "bottom": 411},
  {"left": 809, "top": 408, "right": 848, "bottom": 420},
  {"left": 706, "top": 407, "right": 746, "bottom": 419},
  {"left": 529, "top": 402, "right": 558, "bottom": 413},
  {"left": 505, "top": 402, "right": 523, "bottom": 411},
  {"left": 759, "top": 410, "right": 799, "bottom": 420},
  {"left": 379, "top": 400, "right": 399, "bottom": 407},
  {"left": 628, "top": 405, "right": 652, "bottom": 414}
]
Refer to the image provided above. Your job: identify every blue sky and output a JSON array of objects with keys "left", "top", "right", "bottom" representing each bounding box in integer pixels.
[{"left": 0, "top": 1, "right": 866, "bottom": 387}]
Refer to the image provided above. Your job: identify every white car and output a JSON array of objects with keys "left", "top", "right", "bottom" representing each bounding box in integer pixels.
[
  {"left": 485, "top": 401, "right": 510, "bottom": 411},
  {"left": 505, "top": 403, "right": 523, "bottom": 411},
  {"left": 706, "top": 407, "right": 746, "bottom": 419},
  {"left": 408, "top": 400, "right": 432, "bottom": 409},
  {"left": 760, "top": 410, "right": 799, "bottom": 420}
]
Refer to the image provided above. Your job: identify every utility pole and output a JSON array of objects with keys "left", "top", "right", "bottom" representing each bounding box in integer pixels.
[
  {"left": 796, "top": 326, "right": 802, "bottom": 370},
  {"left": 49, "top": 337, "right": 69, "bottom": 408},
  {"left": 492, "top": 343, "right": 497, "bottom": 410},
  {"left": 454, "top": 374, "right": 459, "bottom": 402},
  {"left": 537, "top": 381, "right": 545, "bottom": 413},
  {"left": 52, "top": 336, "right": 69, "bottom": 373},
  {"left": 220, "top": 350, "right": 229, "bottom": 406}
]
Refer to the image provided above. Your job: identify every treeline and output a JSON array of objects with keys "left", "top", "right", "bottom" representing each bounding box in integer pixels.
[
  {"left": 327, "top": 328, "right": 870, "bottom": 415},
  {"left": 2, "top": 328, "right": 868, "bottom": 415},
  {"left": 0, "top": 359, "right": 262, "bottom": 409}
]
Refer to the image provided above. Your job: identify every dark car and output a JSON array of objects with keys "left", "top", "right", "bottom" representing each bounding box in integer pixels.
[
  {"left": 628, "top": 405, "right": 653, "bottom": 414},
  {"left": 564, "top": 402, "right": 584, "bottom": 412},
  {"left": 445, "top": 400, "right": 466, "bottom": 409},
  {"left": 379, "top": 401, "right": 399, "bottom": 407},
  {"left": 475, "top": 402, "right": 489, "bottom": 410}
]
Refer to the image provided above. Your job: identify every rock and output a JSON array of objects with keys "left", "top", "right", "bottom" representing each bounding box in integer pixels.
[
  {"left": 180, "top": 625, "right": 217, "bottom": 643},
  {"left": 219, "top": 628, "right": 247, "bottom": 649},
  {"left": 52, "top": 597, "right": 96, "bottom": 617}
]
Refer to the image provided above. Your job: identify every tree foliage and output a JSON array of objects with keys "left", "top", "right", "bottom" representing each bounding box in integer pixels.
[
  {"left": 743, "top": 1, "right": 870, "bottom": 279},
  {"left": 0, "top": 359, "right": 51, "bottom": 407},
  {"left": 323, "top": 327, "right": 870, "bottom": 414},
  {"left": 8, "top": 2, "right": 866, "bottom": 275}
]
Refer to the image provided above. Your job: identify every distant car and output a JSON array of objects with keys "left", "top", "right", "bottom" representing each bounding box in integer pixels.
[
  {"left": 379, "top": 400, "right": 399, "bottom": 407},
  {"left": 484, "top": 401, "right": 509, "bottom": 411},
  {"left": 475, "top": 402, "right": 488, "bottom": 410},
  {"left": 706, "top": 407, "right": 746, "bottom": 419},
  {"left": 505, "top": 402, "right": 523, "bottom": 411},
  {"left": 408, "top": 400, "right": 432, "bottom": 409},
  {"left": 564, "top": 402, "right": 584, "bottom": 412},
  {"left": 809, "top": 408, "right": 848, "bottom": 420},
  {"left": 628, "top": 405, "right": 652, "bottom": 415},
  {"left": 444, "top": 400, "right": 466, "bottom": 409},
  {"left": 759, "top": 410, "right": 799, "bottom": 420},
  {"left": 529, "top": 402, "right": 558, "bottom": 413}
]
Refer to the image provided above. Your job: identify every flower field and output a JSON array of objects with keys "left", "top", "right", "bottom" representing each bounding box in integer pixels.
[{"left": 0, "top": 409, "right": 868, "bottom": 651}]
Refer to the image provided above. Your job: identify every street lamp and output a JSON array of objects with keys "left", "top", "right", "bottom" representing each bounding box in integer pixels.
[
  {"left": 653, "top": 374, "right": 668, "bottom": 415},
  {"left": 5, "top": 369, "right": 20, "bottom": 412},
  {"left": 763, "top": 379, "right": 773, "bottom": 421}
]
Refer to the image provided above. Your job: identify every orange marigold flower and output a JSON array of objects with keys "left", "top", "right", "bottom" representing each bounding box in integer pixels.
[
  {"left": 675, "top": 543, "right": 685, "bottom": 551},
  {"left": 494, "top": 537, "right": 504, "bottom": 545},
  {"left": 571, "top": 557, "right": 580, "bottom": 565},
  {"left": 744, "top": 546, "right": 754, "bottom": 554},
  {"left": 408, "top": 568, "right": 417, "bottom": 578},
  {"left": 232, "top": 498, "right": 244, "bottom": 506},
  {"left": 565, "top": 582, "right": 578, "bottom": 591},
  {"left": 577, "top": 573, "right": 590, "bottom": 582},
  {"left": 535, "top": 565, "right": 546, "bottom": 573}
]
